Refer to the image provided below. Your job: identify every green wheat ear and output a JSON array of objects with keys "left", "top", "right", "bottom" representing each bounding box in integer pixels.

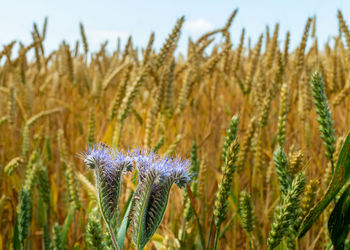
[
  {"left": 4, "top": 156, "right": 23, "bottom": 176},
  {"left": 277, "top": 83, "right": 289, "bottom": 147},
  {"left": 65, "top": 162, "right": 81, "bottom": 209},
  {"left": 87, "top": 106, "right": 96, "bottom": 146},
  {"left": 212, "top": 139, "right": 239, "bottom": 250},
  {"left": 222, "top": 115, "right": 239, "bottom": 162},
  {"left": 50, "top": 223, "right": 64, "bottom": 250},
  {"left": 239, "top": 190, "right": 255, "bottom": 234},
  {"left": 36, "top": 163, "right": 50, "bottom": 205},
  {"left": 86, "top": 207, "right": 104, "bottom": 250},
  {"left": 18, "top": 188, "right": 33, "bottom": 249},
  {"left": 18, "top": 150, "right": 42, "bottom": 249},
  {"left": 103, "top": 231, "right": 115, "bottom": 250},
  {"left": 214, "top": 140, "right": 240, "bottom": 227},
  {"left": 310, "top": 72, "right": 336, "bottom": 171},
  {"left": 184, "top": 140, "right": 200, "bottom": 221},
  {"left": 267, "top": 172, "right": 305, "bottom": 249},
  {"left": 273, "top": 146, "right": 292, "bottom": 196}
]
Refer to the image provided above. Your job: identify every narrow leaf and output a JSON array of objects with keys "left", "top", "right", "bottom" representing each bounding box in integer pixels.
[
  {"left": 61, "top": 206, "right": 75, "bottom": 246},
  {"left": 298, "top": 131, "right": 350, "bottom": 237},
  {"left": 117, "top": 198, "right": 133, "bottom": 250},
  {"left": 328, "top": 185, "right": 350, "bottom": 250}
]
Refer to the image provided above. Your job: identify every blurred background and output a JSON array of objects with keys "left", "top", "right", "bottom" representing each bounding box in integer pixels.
[
  {"left": 1, "top": 0, "right": 349, "bottom": 54},
  {"left": 1, "top": 1, "right": 350, "bottom": 249}
]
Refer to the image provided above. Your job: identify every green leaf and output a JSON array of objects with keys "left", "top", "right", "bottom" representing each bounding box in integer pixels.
[
  {"left": 61, "top": 205, "right": 75, "bottom": 246},
  {"left": 117, "top": 197, "right": 133, "bottom": 250},
  {"left": 298, "top": 131, "right": 350, "bottom": 238},
  {"left": 328, "top": 184, "right": 350, "bottom": 250},
  {"left": 43, "top": 222, "right": 50, "bottom": 250},
  {"left": 37, "top": 195, "right": 50, "bottom": 250},
  {"left": 37, "top": 194, "right": 45, "bottom": 227}
]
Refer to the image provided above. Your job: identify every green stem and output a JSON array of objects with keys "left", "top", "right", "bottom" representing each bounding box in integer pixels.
[
  {"left": 219, "top": 215, "right": 234, "bottom": 239},
  {"left": 180, "top": 218, "right": 186, "bottom": 249},
  {"left": 107, "top": 224, "right": 120, "bottom": 250},
  {"left": 331, "top": 159, "right": 334, "bottom": 175},
  {"left": 185, "top": 185, "right": 206, "bottom": 249},
  {"left": 213, "top": 226, "right": 220, "bottom": 250},
  {"left": 97, "top": 204, "right": 119, "bottom": 250},
  {"left": 206, "top": 213, "right": 215, "bottom": 250},
  {"left": 248, "top": 232, "right": 253, "bottom": 250},
  {"left": 193, "top": 206, "right": 206, "bottom": 249},
  {"left": 44, "top": 203, "right": 50, "bottom": 250}
]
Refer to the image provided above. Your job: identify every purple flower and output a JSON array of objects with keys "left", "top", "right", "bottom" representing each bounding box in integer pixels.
[
  {"left": 133, "top": 148, "right": 191, "bottom": 187},
  {"left": 112, "top": 148, "right": 134, "bottom": 173},
  {"left": 81, "top": 143, "right": 112, "bottom": 170}
]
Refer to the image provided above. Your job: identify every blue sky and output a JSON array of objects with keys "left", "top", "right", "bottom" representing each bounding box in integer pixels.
[{"left": 1, "top": 0, "right": 349, "bottom": 56}]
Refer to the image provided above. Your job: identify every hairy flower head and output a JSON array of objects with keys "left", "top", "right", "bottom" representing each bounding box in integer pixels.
[
  {"left": 82, "top": 143, "right": 134, "bottom": 172},
  {"left": 81, "top": 143, "right": 134, "bottom": 225},
  {"left": 82, "top": 143, "right": 113, "bottom": 170},
  {"left": 133, "top": 148, "right": 191, "bottom": 187},
  {"left": 130, "top": 149, "right": 191, "bottom": 249}
]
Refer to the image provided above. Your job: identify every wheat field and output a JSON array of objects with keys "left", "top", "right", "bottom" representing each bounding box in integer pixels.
[{"left": 0, "top": 8, "right": 350, "bottom": 250}]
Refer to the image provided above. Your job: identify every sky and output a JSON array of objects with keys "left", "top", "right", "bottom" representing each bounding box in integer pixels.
[{"left": 0, "top": 0, "right": 349, "bottom": 57}]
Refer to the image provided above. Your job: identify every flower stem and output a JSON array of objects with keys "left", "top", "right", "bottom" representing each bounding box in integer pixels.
[{"left": 107, "top": 224, "right": 120, "bottom": 250}]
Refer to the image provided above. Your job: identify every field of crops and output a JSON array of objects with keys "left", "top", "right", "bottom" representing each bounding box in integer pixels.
[{"left": 1, "top": 8, "right": 350, "bottom": 250}]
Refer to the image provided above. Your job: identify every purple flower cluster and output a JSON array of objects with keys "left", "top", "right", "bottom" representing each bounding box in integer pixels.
[
  {"left": 81, "top": 143, "right": 191, "bottom": 249},
  {"left": 81, "top": 143, "right": 191, "bottom": 188},
  {"left": 133, "top": 148, "right": 191, "bottom": 188},
  {"left": 82, "top": 143, "right": 112, "bottom": 170},
  {"left": 81, "top": 143, "right": 134, "bottom": 173}
]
